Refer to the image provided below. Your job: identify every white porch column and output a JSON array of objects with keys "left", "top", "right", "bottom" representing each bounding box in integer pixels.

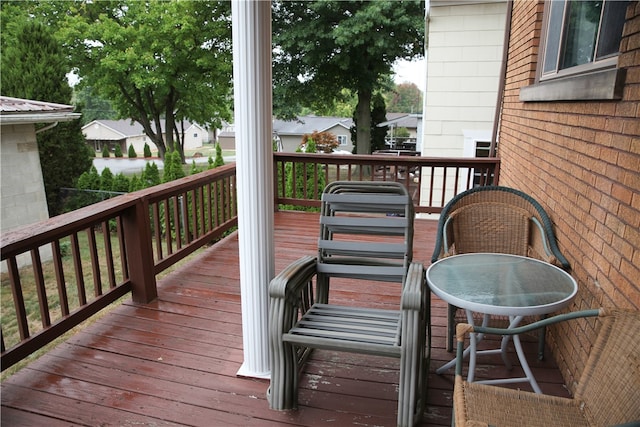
[{"left": 232, "top": 0, "right": 274, "bottom": 379}]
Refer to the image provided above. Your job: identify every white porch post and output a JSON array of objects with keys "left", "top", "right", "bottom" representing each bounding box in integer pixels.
[{"left": 232, "top": 0, "right": 274, "bottom": 379}]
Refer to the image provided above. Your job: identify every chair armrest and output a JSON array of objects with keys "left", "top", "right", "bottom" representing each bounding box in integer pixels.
[
  {"left": 454, "top": 308, "right": 603, "bottom": 377},
  {"left": 269, "top": 256, "right": 319, "bottom": 340},
  {"left": 269, "top": 255, "right": 318, "bottom": 300}
]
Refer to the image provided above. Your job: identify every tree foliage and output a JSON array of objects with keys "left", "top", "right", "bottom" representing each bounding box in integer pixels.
[
  {"left": 385, "top": 82, "right": 423, "bottom": 113},
  {"left": 55, "top": 0, "right": 233, "bottom": 161},
  {"left": 0, "top": 18, "right": 93, "bottom": 216},
  {"left": 272, "top": 0, "right": 424, "bottom": 154}
]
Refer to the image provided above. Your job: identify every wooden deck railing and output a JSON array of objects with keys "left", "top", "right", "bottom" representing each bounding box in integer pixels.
[
  {"left": 1, "top": 154, "right": 499, "bottom": 370},
  {"left": 274, "top": 152, "right": 500, "bottom": 213}
]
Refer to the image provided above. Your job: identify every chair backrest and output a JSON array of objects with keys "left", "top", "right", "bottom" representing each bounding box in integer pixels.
[
  {"left": 317, "top": 181, "right": 414, "bottom": 287},
  {"left": 575, "top": 310, "right": 640, "bottom": 426},
  {"left": 431, "top": 186, "right": 570, "bottom": 270}
]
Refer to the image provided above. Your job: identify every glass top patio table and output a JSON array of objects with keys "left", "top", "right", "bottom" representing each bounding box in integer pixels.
[
  {"left": 426, "top": 253, "right": 577, "bottom": 317},
  {"left": 426, "top": 253, "right": 578, "bottom": 393}
]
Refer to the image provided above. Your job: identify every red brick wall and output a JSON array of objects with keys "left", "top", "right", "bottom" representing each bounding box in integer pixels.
[{"left": 498, "top": 0, "right": 640, "bottom": 390}]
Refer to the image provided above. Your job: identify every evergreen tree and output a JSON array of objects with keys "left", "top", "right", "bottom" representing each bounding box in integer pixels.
[
  {"left": 0, "top": 20, "right": 93, "bottom": 215},
  {"left": 128, "top": 145, "right": 137, "bottom": 158},
  {"left": 142, "top": 162, "right": 161, "bottom": 188},
  {"left": 100, "top": 168, "right": 114, "bottom": 192},
  {"left": 114, "top": 144, "right": 123, "bottom": 158},
  {"left": 102, "top": 144, "right": 110, "bottom": 157},
  {"left": 112, "top": 173, "right": 130, "bottom": 193},
  {"left": 143, "top": 143, "right": 152, "bottom": 158},
  {"left": 370, "top": 93, "right": 388, "bottom": 152},
  {"left": 213, "top": 142, "right": 225, "bottom": 168}
]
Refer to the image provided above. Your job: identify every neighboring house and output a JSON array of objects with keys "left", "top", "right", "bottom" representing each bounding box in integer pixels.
[
  {"left": 421, "top": 0, "right": 508, "bottom": 195},
  {"left": 496, "top": 0, "right": 638, "bottom": 394},
  {"left": 422, "top": 0, "right": 507, "bottom": 156},
  {"left": 82, "top": 119, "right": 210, "bottom": 155},
  {"left": 378, "top": 113, "right": 423, "bottom": 151},
  {"left": 273, "top": 116, "right": 353, "bottom": 152},
  {"left": 0, "top": 96, "right": 81, "bottom": 271},
  {"left": 219, "top": 115, "right": 354, "bottom": 153}
]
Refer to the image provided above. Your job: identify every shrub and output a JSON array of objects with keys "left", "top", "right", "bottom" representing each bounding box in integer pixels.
[
  {"left": 213, "top": 142, "right": 225, "bottom": 167},
  {"left": 143, "top": 142, "right": 152, "bottom": 158},
  {"left": 300, "top": 131, "right": 339, "bottom": 153},
  {"left": 114, "top": 144, "right": 123, "bottom": 157},
  {"left": 102, "top": 144, "right": 110, "bottom": 157},
  {"left": 128, "top": 145, "right": 137, "bottom": 158}
]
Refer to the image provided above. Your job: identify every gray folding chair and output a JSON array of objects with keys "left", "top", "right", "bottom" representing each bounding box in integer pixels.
[{"left": 268, "top": 181, "right": 430, "bottom": 426}]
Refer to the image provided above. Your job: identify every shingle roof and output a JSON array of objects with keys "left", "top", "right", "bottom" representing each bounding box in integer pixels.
[
  {"left": 0, "top": 96, "right": 75, "bottom": 114},
  {"left": 273, "top": 115, "right": 353, "bottom": 135}
]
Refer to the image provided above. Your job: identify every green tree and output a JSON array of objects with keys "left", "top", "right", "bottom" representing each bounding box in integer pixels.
[
  {"left": 72, "top": 85, "right": 118, "bottom": 125},
  {"left": 143, "top": 143, "right": 152, "bottom": 158},
  {"left": 351, "top": 92, "right": 388, "bottom": 153},
  {"left": 213, "top": 142, "right": 225, "bottom": 168},
  {"left": 141, "top": 162, "right": 161, "bottom": 188},
  {"left": 128, "top": 144, "right": 137, "bottom": 158},
  {"left": 100, "top": 168, "right": 114, "bottom": 191},
  {"left": 272, "top": 0, "right": 424, "bottom": 154},
  {"left": 386, "top": 82, "right": 423, "bottom": 113},
  {"left": 112, "top": 173, "right": 130, "bottom": 193},
  {"left": 0, "top": 18, "right": 93, "bottom": 216},
  {"left": 102, "top": 145, "right": 111, "bottom": 158},
  {"left": 162, "top": 151, "right": 185, "bottom": 183},
  {"left": 114, "top": 144, "right": 123, "bottom": 158},
  {"left": 54, "top": 1, "right": 233, "bottom": 162}
]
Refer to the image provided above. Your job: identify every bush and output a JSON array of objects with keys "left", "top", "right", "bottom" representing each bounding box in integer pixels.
[
  {"left": 102, "top": 144, "right": 110, "bottom": 157},
  {"left": 143, "top": 143, "right": 152, "bottom": 158},
  {"left": 114, "top": 144, "right": 123, "bottom": 157},
  {"left": 213, "top": 142, "right": 225, "bottom": 167},
  {"left": 128, "top": 145, "right": 137, "bottom": 158},
  {"left": 300, "top": 131, "right": 339, "bottom": 153}
]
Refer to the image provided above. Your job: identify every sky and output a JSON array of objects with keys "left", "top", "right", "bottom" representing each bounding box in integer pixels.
[{"left": 393, "top": 58, "right": 426, "bottom": 93}]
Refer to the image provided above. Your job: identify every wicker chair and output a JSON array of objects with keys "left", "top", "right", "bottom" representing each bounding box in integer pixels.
[
  {"left": 268, "top": 181, "right": 430, "bottom": 426},
  {"left": 430, "top": 186, "right": 570, "bottom": 353},
  {"left": 453, "top": 309, "right": 640, "bottom": 427}
]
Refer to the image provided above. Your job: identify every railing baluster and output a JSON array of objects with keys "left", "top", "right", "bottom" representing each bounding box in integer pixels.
[
  {"left": 102, "top": 221, "right": 117, "bottom": 289},
  {"left": 30, "top": 248, "right": 51, "bottom": 327},
  {"left": 87, "top": 227, "right": 102, "bottom": 297},
  {"left": 51, "top": 240, "right": 70, "bottom": 316},
  {"left": 7, "top": 257, "right": 29, "bottom": 340},
  {"left": 70, "top": 232, "right": 87, "bottom": 306}
]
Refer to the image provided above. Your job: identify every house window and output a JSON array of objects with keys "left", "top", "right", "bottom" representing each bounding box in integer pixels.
[
  {"left": 520, "top": 0, "right": 628, "bottom": 102},
  {"left": 337, "top": 135, "right": 347, "bottom": 146}
]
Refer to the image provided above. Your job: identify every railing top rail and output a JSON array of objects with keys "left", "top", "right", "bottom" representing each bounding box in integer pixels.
[{"left": 274, "top": 152, "right": 500, "bottom": 167}]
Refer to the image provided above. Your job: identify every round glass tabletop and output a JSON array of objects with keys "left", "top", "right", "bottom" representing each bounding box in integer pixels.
[{"left": 426, "top": 253, "right": 577, "bottom": 316}]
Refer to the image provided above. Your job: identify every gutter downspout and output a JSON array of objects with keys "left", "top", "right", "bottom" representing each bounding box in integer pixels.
[
  {"left": 35, "top": 122, "right": 59, "bottom": 134},
  {"left": 490, "top": 0, "right": 513, "bottom": 158}
]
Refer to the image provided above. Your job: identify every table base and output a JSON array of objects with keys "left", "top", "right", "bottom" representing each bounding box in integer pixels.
[{"left": 436, "top": 310, "right": 543, "bottom": 394}]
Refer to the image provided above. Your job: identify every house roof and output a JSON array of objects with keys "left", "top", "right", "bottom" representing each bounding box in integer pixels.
[
  {"left": 273, "top": 115, "right": 353, "bottom": 136},
  {"left": 0, "top": 96, "right": 81, "bottom": 125},
  {"left": 83, "top": 119, "right": 204, "bottom": 139},
  {"left": 378, "top": 113, "right": 422, "bottom": 129}
]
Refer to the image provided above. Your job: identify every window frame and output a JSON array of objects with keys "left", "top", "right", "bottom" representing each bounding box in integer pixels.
[{"left": 520, "top": 0, "right": 627, "bottom": 102}]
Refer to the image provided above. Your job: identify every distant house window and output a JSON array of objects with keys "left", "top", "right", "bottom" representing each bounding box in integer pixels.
[
  {"left": 194, "top": 133, "right": 198, "bottom": 138},
  {"left": 520, "top": 0, "right": 628, "bottom": 101},
  {"left": 337, "top": 135, "right": 347, "bottom": 146}
]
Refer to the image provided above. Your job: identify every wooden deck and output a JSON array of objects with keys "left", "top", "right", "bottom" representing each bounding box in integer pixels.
[{"left": 1, "top": 211, "right": 572, "bottom": 426}]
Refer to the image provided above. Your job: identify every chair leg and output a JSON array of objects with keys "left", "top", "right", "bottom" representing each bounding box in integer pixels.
[
  {"left": 268, "top": 340, "right": 298, "bottom": 410},
  {"left": 447, "top": 304, "right": 457, "bottom": 352}
]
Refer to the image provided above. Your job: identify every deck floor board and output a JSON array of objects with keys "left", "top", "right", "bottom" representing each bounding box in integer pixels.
[{"left": 1, "top": 211, "right": 570, "bottom": 426}]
